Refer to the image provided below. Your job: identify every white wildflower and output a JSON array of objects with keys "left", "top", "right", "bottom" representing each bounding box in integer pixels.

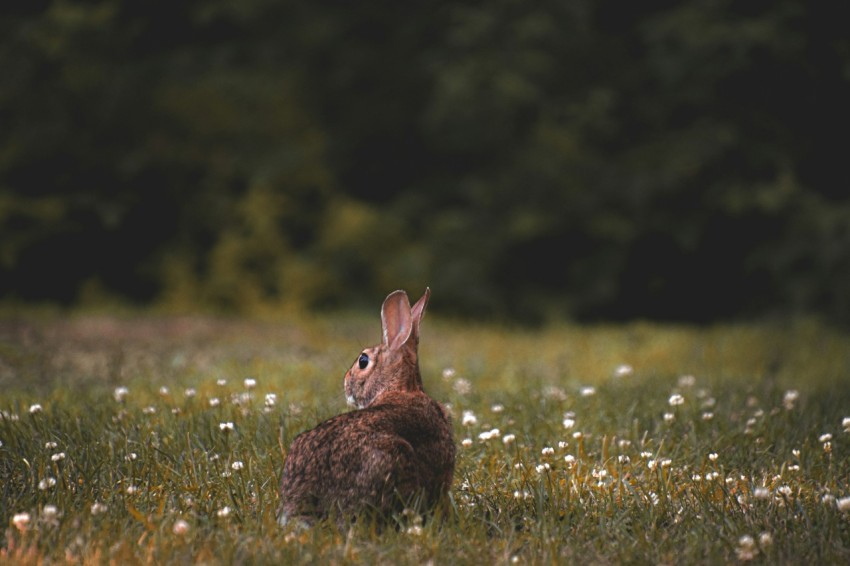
[
  {"left": 453, "top": 378, "right": 472, "bottom": 395},
  {"left": 490, "top": 403, "right": 504, "bottom": 413},
  {"left": 12, "top": 512, "right": 31, "bottom": 531},
  {"left": 478, "top": 428, "right": 500, "bottom": 442},
  {"left": 535, "top": 463, "right": 550, "bottom": 473},
  {"left": 90, "top": 502, "right": 108, "bottom": 515},
  {"left": 142, "top": 406, "right": 156, "bottom": 415},
  {"left": 209, "top": 397, "right": 221, "bottom": 407},
  {"left": 668, "top": 394, "right": 685, "bottom": 406},
  {"left": 184, "top": 388, "right": 197, "bottom": 398},
  {"left": 29, "top": 404, "right": 43, "bottom": 414},
  {"left": 777, "top": 485, "right": 792, "bottom": 497},
  {"left": 837, "top": 497, "right": 850, "bottom": 512},
  {"left": 461, "top": 438, "right": 473, "bottom": 448},
  {"left": 114, "top": 386, "right": 129, "bottom": 402},
  {"left": 45, "top": 441, "right": 58, "bottom": 450},
  {"left": 677, "top": 375, "right": 696, "bottom": 388},
  {"left": 159, "top": 386, "right": 170, "bottom": 396},
  {"left": 843, "top": 417, "right": 850, "bottom": 432},
  {"left": 219, "top": 422, "right": 235, "bottom": 432},
  {"left": 51, "top": 452, "right": 65, "bottom": 462},
  {"left": 38, "top": 477, "right": 57, "bottom": 490},
  {"left": 708, "top": 452, "right": 719, "bottom": 462},
  {"left": 42, "top": 505, "right": 58, "bottom": 519},
  {"left": 541, "top": 447, "right": 554, "bottom": 456},
  {"left": 702, "top": 412, "right": 714, "bottom": 421},
  {"left": 564, "top": 454, "right": 576, "bottom": 465},
  {"left": 558, "top": 440, "right": 569, "bottom": 449},
  {"left": 126, "top": 485, "right": 138, "bottom": 495},
  {"left": 580, "top": 386, "right": 596, "bottom": 397},
  {"left": 441, "top": 367, "right": 456, "bottom": 380},
  {"left": 783, "top": 389, "right": 799, "bottom": 410},
  {"left": 264, "top": 393, "right": 277, "bottom": 407},
  {"left": 543, "top": 385, "right": 567, "bottom": 401},
  {"left": 753, "top": 487, "right": 770, "bottom": 500},
  {"left": 819, "top": 433, "right": 833, "bottom": 443},
  {"left": 614, "top": 364, "right": 633, "bottom": 378},
  {"left": 172, "top": 519, "right": 190, "bottom": 535},
  {"left": 231, "top": 461, "right": 244, "bottom": 471},
  {"left": 736, "top": 535, "right": 757, "bottom": 561},
  {"left": 562, "top": 418, "right": 576, "bottom": 430},
  {"left": 216, "top": 378, "right": 227, "bottom": 386},
  {"left": 244, "top": 378, "right": 256, "bottom": 389},
  {"left": 217, "top": 506, "right": 231, "bottom": 518},
  {"left": 461, "top": 410, "right": 477, "bottom": 426},
  {"left": 664, "top": 412, "right": 675, "bottom": 423},
  {"left": 502, "top": 434, "right": 516, "bottom": 445}
]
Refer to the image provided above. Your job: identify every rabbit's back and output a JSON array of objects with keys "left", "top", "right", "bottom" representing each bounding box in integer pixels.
[{"left": 280, "top": 391, "right": 454, "bottom": 524}]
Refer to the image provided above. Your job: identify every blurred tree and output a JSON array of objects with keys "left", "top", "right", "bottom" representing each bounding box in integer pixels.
[{"left": 1, "top": 0, "right": 848, "bottom": 323}]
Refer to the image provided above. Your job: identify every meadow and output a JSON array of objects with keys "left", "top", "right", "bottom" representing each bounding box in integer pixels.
[{"left": 1, "top": 313, "right": 849, "bottom": 564}]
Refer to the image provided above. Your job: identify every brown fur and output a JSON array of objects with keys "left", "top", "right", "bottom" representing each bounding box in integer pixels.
[{"left": 279, "top": 288, "right": 455, "bottom": 526}]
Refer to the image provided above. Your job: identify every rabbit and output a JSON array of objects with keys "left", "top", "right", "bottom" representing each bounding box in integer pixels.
[{"left": 278, "top": 288, "right": 455, "bottom": 527}]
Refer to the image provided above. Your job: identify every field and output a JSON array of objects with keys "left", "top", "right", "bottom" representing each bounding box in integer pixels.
[{"left": 1, "top": 313, "right": 850, "bottom": 564}]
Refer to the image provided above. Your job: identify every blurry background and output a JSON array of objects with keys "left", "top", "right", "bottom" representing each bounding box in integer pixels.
[{"left": 1, "top": 0, "right": 848, "bottom": 324}]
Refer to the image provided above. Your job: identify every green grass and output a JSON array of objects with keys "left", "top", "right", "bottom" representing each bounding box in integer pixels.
[{"left": 1, "top": 314, "right": 850, "bottom": 564}]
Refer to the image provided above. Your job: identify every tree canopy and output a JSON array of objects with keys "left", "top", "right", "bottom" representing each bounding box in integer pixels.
[{"left": 2, "top": 0, "right": 848, "bottom": 323}]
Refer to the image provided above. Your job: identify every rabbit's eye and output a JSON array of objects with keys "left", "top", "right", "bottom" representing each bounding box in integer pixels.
[{"left": 358, "top": 353, "right": 369, "bottom": 370}]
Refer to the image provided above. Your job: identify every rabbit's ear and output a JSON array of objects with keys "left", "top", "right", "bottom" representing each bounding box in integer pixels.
[
  {"left": 410, "top": 287, "right": 430, "bottom": 339},
  {"left": 381, "top": 290, "right": 413, "bottom": 350}
]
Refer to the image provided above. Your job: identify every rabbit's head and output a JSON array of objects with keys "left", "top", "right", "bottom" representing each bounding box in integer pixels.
[{"left": 344, "top": 288, "right": 430, "bottom": 409}]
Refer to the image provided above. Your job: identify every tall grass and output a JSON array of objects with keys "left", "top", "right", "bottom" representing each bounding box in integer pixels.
[{"left": 1, "top": 315, "right": 849, "bottom": 563}]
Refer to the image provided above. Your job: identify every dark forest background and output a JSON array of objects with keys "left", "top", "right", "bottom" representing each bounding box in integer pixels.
[{"left": 2, "top": 1, "right": 849, "bottom": 323}]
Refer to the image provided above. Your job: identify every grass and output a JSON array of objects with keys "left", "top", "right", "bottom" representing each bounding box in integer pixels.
[{"left": 1, "top": 313, "right": 849, "bottom": 564}]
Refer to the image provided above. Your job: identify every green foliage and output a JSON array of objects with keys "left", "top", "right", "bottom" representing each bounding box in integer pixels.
[{"left": 1, "top": 1, "right": 849, "bottom": 323}]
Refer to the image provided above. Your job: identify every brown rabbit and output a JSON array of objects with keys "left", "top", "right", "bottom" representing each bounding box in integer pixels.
[{"left": 278, "top": 288, "right": 455, "bottom": 526}]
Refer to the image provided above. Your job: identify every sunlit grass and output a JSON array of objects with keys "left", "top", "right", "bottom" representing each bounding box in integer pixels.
[{"left": 1, "top": 315, "right": 849, "bottom": 563}]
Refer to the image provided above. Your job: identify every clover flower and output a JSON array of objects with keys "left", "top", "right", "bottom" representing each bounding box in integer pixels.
[
  {"left": 614, "top": 364, "right": 634, "bottom": 378},
  {"left": 478, "top": 428, "right": 500, "bottom": 441},
  {"left": 90, "top": 502, "right": 108, "bottom": 515},
  {"left": 173, "top": 519, "right": 190, "bottom": 535},
  {"left": 114, "top": 386, "right": 129, "bottom": 402},
  {"left": 12, "top": 512, "right": 31, "bottom": 531}
]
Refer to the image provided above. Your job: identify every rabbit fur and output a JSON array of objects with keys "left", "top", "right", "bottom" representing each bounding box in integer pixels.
[{"left": 278, "top": 288, "right": 455, "bottom": 526}]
